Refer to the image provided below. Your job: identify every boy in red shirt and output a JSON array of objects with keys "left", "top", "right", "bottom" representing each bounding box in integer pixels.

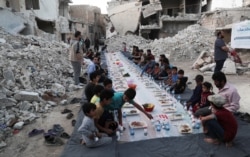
[{"left": 200, "top": 94, "right": 238, "bottom": 147}]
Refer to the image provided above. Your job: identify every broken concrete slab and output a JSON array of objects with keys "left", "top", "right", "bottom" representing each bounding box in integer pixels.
[
  {"left": 0, "top": 98, "right": 17, "bottom": 108},
  {"left": 0, "top": 38, "right": 6, "bottom": 43},
  {"left": 0, "top": 9, "right": 26, "bottom": 34},
  {"left": 3, "top": 69, "right": 15, "bottom": 82},
  {"left": 13, "top": 121, "right": 24, "bottom": 130},
  {"left": 14, "top": 91, "right": 40, "bottom": 102}
]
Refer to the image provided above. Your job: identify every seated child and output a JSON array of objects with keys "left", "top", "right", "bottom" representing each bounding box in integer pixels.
[
  {"left": 186, "top": 75, "right": 204, "bottom": 110},
  {"left": 90, "top": 85, "right": 104, "bottom": 104},
  {"left": 151, "top": 63, "right": 160, "bottom": 79},
  {"left": 170, "top": 69, "right": 188, "bottom": 94},
  {"left": 193, "top": 82, "right": 213, "bottom": 114},
  {"left": 94, "top": 89, "right": 115, "bottom": 135},
  {"left": 200, "top": 94, "right": 238, "bottom": 147},
  {"left": 78, "top": 102, "right": 112, "bottom": 148},
  {"left": 165, "top": 66, "right": 178, "bottom": 86},
  {"left": 103, "top": 78, "right": 113, "bottom": 91}
]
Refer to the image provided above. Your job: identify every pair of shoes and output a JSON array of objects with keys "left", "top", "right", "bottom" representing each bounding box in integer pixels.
[
  {"left": 44, "top": 134, "right": 64, "bottom": 146},
  {"left": 53, "top": 124, "right": 64, "bottom": 135},
  {"left": 71, "top": 119, "right": 76, "bottom": 127},
  {"left": 61, "top": 109, "right": 72, "bottom": 114},
  {"left": 28, "top": 129, "right": 44, "bottom": 137},
  {"left": 70, "top": 98, "right": 82, "bottom": 104},
  {"left": 66, "top": 113, "right": 74, "bottom": 119},
  {"left": 60, "top": 132, "right": 70, "bottom": 139}
]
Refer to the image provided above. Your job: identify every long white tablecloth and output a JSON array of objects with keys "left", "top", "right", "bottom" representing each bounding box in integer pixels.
[{"left": 105, "top": 52, "right": 202, "bottom": 142}]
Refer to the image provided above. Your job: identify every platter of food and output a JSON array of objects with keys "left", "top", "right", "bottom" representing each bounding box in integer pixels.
[
  {"left": 169, "top": 113, "right": 183, "bottom": 121},
  {"left": 123, "top": 109, "right": 139, "bottom": 116},
  {"left": 123, "top": 102, "right": 134, "bottom": 108},
  {"left": 162, "top": 107, "right": 177, "bottom": 113},
  {"left": 159, "top": 100, "right": 173, "bottom": 106},
  {"left": 129, "top": 121, "right": 147, "bottom": 129},
  {"left": 179, "top": 124, "right": 192, "bottom": 134}
]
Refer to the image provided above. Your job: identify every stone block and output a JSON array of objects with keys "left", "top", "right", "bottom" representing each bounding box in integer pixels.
[
  {"left": 51, "top": 83, "right": 65, "bottom": 97},
  {"left": 18, "top": 101, "right": 32, "bottom": 111},
  {"left": 14, "top": 91, "right": 40, "bottom": 102},
  {"left": 20, "top": 75, "right": 31, "bottom": 89},
  {"left": 0, "top": 98, "right": 16, "bottom": 108},
  {"left": 3, "top": 69, "right": 15, "bottom": 82},
  {"left": 13, "top": 121, "right": 24, "bottom": 130},
  {"left": 0, "top": 38, "right": 6, "bottom": 43}
]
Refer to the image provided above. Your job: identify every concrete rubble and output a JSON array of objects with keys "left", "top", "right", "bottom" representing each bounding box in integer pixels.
[
  {"left": 0, "top": 28, "right": 80, "bottom": 148},
  {"left": 107, "top": 24, "right": 215, "bottom": 61},
  {"left": 107, "top": 24, "right": 250, "bottom": 75}
]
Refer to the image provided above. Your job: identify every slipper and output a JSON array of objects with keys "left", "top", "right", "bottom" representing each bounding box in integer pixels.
[
  {"left": 28, "top": 129, "right": 45, "bottom": 137},
  {"left": 71, "top": 119, "right": 76, "bottom": 127},
  {"left": 53, "top": 124, "right": 64, "bottom": 132},
  {"left": 44, "top": 136, "right": 64, "bottom": 146},
  {"left": 61, "top": 109, "right": 72, "bottom": 114},
  {"left": 66, "top": 113, "right": 74, "bottom": 119},
  {"left": 60, "top": 132, "right": 70, "bottom": 139}
]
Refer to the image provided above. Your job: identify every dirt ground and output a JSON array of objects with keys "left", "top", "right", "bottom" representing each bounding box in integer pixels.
[{"left": 0, "top": 60, "right": 249, "bottom": 157}]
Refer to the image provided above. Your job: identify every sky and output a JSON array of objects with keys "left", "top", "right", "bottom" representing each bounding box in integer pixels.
[
  {"left": 71, "top": 0, "right": 111, "bottom": 14},
  {"left": 71, "top": 0, "right": 243, "bottom": 14}
]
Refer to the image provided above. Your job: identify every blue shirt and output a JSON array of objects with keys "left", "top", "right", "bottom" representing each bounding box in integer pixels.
[
  {"left": 87, "top": 61, "right": 96, "bottom": 77},
  {"left": 172, "top": 74, "right": 178, "bottom": 83},
  {"left": 141, "top": 60, "right": 155, "bottom": 75}
]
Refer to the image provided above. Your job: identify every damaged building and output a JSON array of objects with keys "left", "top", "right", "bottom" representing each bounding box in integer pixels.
[
  {"left": 107, "top": 0, "right": 212, "bottom": 39},
  {"left": 69, "top": 5, "right": 106, "bottom": 45},
  {"left": 0, "top": 0, "right": 72, "bottom": 42}
]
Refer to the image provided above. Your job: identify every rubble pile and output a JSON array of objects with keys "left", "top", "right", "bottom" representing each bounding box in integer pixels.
[
  {"left": 0, "top": 28, "right": 77, "bottom": 147},
  {"left": 107, "top": 24, "right": 215, "bottom": 61}
]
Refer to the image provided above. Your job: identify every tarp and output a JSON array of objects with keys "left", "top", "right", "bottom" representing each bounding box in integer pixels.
[{"left": 231, "top": 20, "right": 250, "bottom": 49}]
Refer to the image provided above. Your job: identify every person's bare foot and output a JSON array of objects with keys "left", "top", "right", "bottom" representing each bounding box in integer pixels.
[
  {"left": 226, "top": 141, "right": 233, "bottom": 147},
  {"left": 204, "top": 138, "right": 220, "bottom": 145},
  {"left": 80, "top": 139, "right": 86, "bottom": 145}
]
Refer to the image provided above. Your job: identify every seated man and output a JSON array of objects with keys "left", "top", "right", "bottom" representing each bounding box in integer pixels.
[
  {"left": 140, "top": 56, "right": 155, "bottom": 77},
  {"left": 200, "top": 94, "right": 238, "bottom": 147}
]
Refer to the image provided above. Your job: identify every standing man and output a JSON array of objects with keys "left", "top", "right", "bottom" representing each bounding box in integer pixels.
[
  {"left": 85, "top": 37, "right": 90, "bottom": 51},
  {"left": 94, "top": 36, "right": 99, "bottom": 52},
  {"left": 69, "top": 31, "right": 84, "bottom": 85},
  {"left": 214, "top": 31, "right": 229, "bottom": 72}
]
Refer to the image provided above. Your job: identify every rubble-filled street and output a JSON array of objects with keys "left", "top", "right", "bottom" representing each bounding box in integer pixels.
[{"left": 0, "top": 0, "right": 250, "bottom": 156}]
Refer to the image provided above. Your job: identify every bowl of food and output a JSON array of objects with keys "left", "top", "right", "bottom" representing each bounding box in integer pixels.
[
  {"left": 128, "top": 83, "right": 137, "bottom": 89},
  {"left": 142, "top": 103, "right": 155, "bottom": 112}
]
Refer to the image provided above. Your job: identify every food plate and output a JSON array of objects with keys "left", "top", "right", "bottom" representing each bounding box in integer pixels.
[
  {"left": 179, "top": 124, "right": 192, "bottom": 134},
  {"left": 169, "top": 113, "right": 183, "bottom": 121},
  {"left": 159, "top": 100, "right": 173, "bottom": 106},
  {"left": 162, "top": 107, "right": 177, "bottom": 113},
  {"left": 123, "top": 103, "right": 134, "bottom": 108},
  {"left": 129, "top": 121, "right": 147, "bottom": 129},
  {"left": 123, "top": 109, "right": 139, "bottom": 116}
]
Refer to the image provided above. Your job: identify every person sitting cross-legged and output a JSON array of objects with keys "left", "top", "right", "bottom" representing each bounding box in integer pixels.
[{"left": 200, "top": 94, "right": 238, "bottom": 147}]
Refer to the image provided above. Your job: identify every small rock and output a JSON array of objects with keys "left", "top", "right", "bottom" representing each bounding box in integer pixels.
[
  {"left": 13, "top": 121, "right": 24, "bottom": 130},
  {"left": 14, "top": 91, "right": 40, "bottom": 102}
]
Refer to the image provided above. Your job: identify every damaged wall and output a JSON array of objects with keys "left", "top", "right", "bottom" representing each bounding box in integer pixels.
[
  {"left": 199, "top": 8, "right": 250, "bottom": 30},
  {"left": 69, "top": 5, "right": 105, "bottom": 44},
  {"left": 20, "top": 0, "right": 59, "bottom": 21},
  {"left": 0, "top": 9, "right": 26, "bottom": 34},
  {"left": 243, "top": 0, "right": 250, "bottom": 7},
  {"left": 108, "top": 1, "right": 142, "bottom": 35}
]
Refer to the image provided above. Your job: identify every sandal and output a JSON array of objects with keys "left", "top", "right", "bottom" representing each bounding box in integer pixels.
[
  {"left": 60, "top": 132, "right": 70, "bottom": 139},
  {"left": 28, "top": 129, "right": 44, "bottom": 137},
  {"left": 66, "top": 113, "right": 74, "bottom": 119},
  {"left": 44, "top": 135, "right": 64, "bottom": 146},
  {"left": 71, "top": 119, "right": 76, "bottom": 127},
  {"left": 61, "top": 109, "right": 72, "bottom": 114}
]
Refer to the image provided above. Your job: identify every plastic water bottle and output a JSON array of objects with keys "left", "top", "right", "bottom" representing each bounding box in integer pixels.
[
  {"left": 177, "top": 95, "right": 181, "bottom": 102},
  {"left": 130, "top": 128, "right": 135, "bottom": 136},
  {"left": 116, "top": 130, "right": 121, "bottom": 140},
  {"left": 144, "top": 128, "right": 148, "bottom": 136},
  {"left": 195, "top": 119, "right": 201, "bottom": 130},
  {"left": 113, "top": 110, "right": 118, "bottom": 122},
  {"left": 165, "top": 121, "right": 170, "bottom": 131},
  {"left": 122, "top": 111, "right": 126, "bottom": 118}
]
